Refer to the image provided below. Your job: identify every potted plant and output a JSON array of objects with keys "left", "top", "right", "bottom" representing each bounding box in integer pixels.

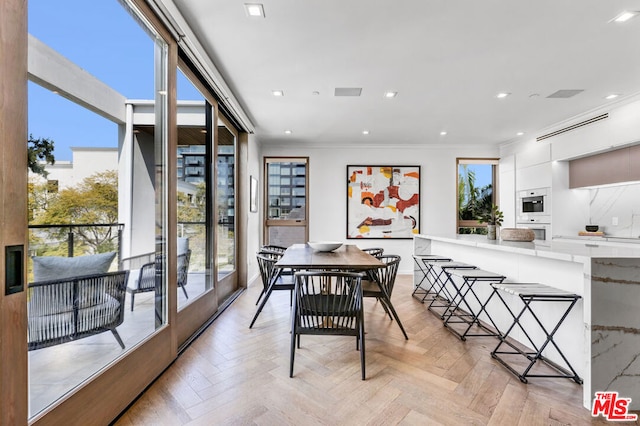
[{"left": 478, "top": 204, "right": 504, "bottom": 240}]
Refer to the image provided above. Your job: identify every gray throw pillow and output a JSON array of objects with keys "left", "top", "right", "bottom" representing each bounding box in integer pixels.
[
  {"left": 32, "top": 252, "right": 117, "bottom": 282},
  {"left": 178, "top": 237, "right": 189, "bottom": 255}
]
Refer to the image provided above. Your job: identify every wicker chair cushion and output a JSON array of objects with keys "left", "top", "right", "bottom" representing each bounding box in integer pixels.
[
  {"left": 32, "top": 252, "right": 116, "bottom": 282},
  {"left": 28, "top": 294, "right": 120, "bottom": 340}
]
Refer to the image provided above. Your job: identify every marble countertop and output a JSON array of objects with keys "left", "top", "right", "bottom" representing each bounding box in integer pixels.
[
  {"left": 415, "top": 233, "right": 640, "bottom": 263},
  {"left": 555, "top": 235, "right": 640, "bottom": 244}
]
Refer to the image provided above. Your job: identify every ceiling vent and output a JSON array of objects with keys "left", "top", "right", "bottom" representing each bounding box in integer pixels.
[
  {"left": 334, "top": 88, "right": 362, "bottom": 97},
  {"left": 536, "top": 113, "right": 609, "bottom": 142},
  {"left": 546, "top": 89, "right": 584, "bottom": 98}
]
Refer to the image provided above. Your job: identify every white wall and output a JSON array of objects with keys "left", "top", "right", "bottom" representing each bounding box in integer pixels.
[
  {"left": 259, "top": 143, "right": 499, "bottom": 273},
  {"left": 41, "top": 148, "right": 118, "bottom": 190}
]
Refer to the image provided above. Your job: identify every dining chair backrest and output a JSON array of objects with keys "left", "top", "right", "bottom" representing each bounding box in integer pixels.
[
  {"left": 260, "top": 244, "right": 287, "bottom": 255},
  {"left": 256, "top": 251, "right": 281, "bottom": 289},
  {"left": 373, "top": 254, "right": 401, "bottom": 296},
  {"left": 361, "top": 247, "right": 384, "bottom": 258},
  {"left": 293, "top": 271, "right": 364, "bottom": 331}
]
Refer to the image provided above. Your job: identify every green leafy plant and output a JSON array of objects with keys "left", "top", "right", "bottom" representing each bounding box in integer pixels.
[
  {"left": 478, "top": 204, "right": 504, "bottom": 226},
  {"left": 28, "top": 134, "right": 56, "bottom": 177}
]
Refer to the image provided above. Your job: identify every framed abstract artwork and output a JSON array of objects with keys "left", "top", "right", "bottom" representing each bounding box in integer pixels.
[{"left": 347, "top": 165, "right": 420, "bottom": 239}]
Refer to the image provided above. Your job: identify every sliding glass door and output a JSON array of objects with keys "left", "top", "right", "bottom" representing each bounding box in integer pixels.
[{"left": 215, "top": 115, "right": 238, "bottom": 301}]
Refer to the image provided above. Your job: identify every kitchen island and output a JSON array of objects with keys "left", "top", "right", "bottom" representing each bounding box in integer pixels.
[{"left": 414, "top": 233, "right": 640, "bottom": 410}]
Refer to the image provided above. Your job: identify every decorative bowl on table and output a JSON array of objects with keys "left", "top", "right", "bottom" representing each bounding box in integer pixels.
[
  {"left": 585, "top": 225, "right": 599, "bottom": 232},
  {"left": 307, "top": 241, "right": 343, "bottom": 252},
  {"left": 500, "top": 228, "right": 535, "bottom": 242}
]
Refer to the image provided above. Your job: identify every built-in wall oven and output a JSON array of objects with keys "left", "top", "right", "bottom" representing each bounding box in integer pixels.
[
  {"left": 517, "top": 187, "right": 549, "bottom": 217},
  {"left": 517, "top": 187, "right": 551, "bottom": 240},
  {"left": 518, "top": 222, "right": 550, "bottom": 241}
]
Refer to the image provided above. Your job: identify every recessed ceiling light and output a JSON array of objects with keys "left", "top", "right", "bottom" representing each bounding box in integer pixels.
[
  {"left": 517, "top": 132, "right": 524, "bottom": 136},
  {"left": 272, "top": 90, "right": 284, "bottom": 97},
  {"left": 605, "top": 93, "right": 620, "bottom": 100},
  {"left": 362, "top": 130, "right": 370, "bottom": 135},
  {"left": 284, "top": 130, "right": 292, "bottom": 135},
  {"left": 496, "top": 92, "right": 510, "bottom": 99},
  {"left": 440, "top": 131, "right": 447, "bottom": 136},
  {"left": 244, "top": 3, "right": 265, "bottom": 17},
  {"left": 384, "top": 91, "right": 398, "bottom": 99},
  {"left": 612, "top": 11, "right": 637, "bottom": 23}
]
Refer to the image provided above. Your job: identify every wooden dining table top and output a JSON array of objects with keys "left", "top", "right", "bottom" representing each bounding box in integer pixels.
[{"left": 275, "top": 244, "right": 384, "bottom": 270}]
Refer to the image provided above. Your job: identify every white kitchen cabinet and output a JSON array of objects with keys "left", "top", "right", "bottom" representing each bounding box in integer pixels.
[
  {"left": 499, "top": 155, "right": 516, "bottom": 227},
  {"left": 515, "top": 162, "right": 552, "bottom": 190}
]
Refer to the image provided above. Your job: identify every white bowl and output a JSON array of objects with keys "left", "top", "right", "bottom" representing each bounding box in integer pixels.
[{"left": 308, "top": 241, "right": 343, "bottom": 252}]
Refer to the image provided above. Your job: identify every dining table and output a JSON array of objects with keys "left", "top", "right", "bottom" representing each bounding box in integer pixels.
[
  {"left": 267, "top": 243, "right": 408, "bottom": 339},
  {"left": 275, "top": 243, "right": 384, "bottom": 271}
]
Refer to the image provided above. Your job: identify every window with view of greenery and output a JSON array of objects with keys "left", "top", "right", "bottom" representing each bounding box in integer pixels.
[
  {"left": 28, "top": 170, "right": 119, "bottom": 266},
  {"left": 457, "top": 159, "right": 499, "bottom": 234}
]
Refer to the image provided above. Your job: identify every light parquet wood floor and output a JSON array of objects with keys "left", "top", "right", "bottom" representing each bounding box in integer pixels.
[{"left": 114, "top": 275, "right": 638, "bottom": 425}]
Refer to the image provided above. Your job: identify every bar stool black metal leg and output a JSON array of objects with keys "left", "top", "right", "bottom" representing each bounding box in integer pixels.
[
  {"left": 490, "top": 284, "right": 583, "bottom": 384},
  {"left": 411, "top": 255, "right": 430, "bottom": 299},
  {"left": 441, "top": 271, "right": 505, "bottom": 340}
]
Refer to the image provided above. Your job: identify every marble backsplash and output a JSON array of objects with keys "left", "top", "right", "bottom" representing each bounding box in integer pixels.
[{"left": 590, "top": 183, "right": 640, "bottom": 238}]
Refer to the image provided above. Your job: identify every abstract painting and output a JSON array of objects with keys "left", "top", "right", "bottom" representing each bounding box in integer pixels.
[{"left": 347, "top": 165, "right": 420, "bottom": 239}]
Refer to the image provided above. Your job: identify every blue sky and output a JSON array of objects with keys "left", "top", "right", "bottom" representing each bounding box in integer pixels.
[
  {"left": 28, "top": 0, "right": 202, "bottom": 161},
  {"left": 460, "top": 163, "right": 493, "bottom": 195}
]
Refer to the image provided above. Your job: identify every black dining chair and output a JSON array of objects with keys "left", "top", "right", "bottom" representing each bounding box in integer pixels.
[
  {"left": 259, "top": 244, "right": 287, "bottom": 255},
  {"left": 250, "top": 251, "right": 295, "bottom": 328},
  {"left": 258, "top": 244, "right": 294, "bottom": 300},
  {"left": 361, "top": 247, "right": 384, "bottom": 258},
  {"left": 361, "top": 254, "right": 408, "bottom": 340},
  {"left": 290, "top": 270, "right": 366, "bottom": 380}
]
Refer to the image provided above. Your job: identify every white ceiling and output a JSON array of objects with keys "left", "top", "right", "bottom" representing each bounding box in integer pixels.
[{"left": 172, "top": 0, "right": 640, "bottom": 147}]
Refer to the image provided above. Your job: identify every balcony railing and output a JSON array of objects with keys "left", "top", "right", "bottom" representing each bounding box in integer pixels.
[{"left": 28, "top": 223, "right": 125, "bottom": 273}]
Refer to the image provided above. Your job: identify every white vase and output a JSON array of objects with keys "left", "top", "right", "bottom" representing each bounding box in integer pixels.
[{"left": 487, "top": 224, "right": 497, "bottom": 240}]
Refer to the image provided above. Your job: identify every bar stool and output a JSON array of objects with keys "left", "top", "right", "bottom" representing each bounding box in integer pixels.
[
  {"left": 411, "top": 254, "right": 451, "bottom": 301},
  {"left": 489, "top": 282, "right": 583, "bottom": 384},
  {"left": 425, "top": 261, "right": 477, "bottom": 319},
  {"left": 442, "top": 269, "right": 506, "bottom": 340}
]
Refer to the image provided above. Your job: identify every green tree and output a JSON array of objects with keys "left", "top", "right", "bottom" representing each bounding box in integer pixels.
[
  {"left": 177, "top": 183, "right": 206, "bottom": 270},
  {"left": 177, "top": 182, "right": 206, "bottom": 223},
  {"left": 458, "top": 164, "right": 494, "bottom": 234},
  {"left": 28, "top": 134, "right": 55, "bottom": 177},
  {"left": 458, "top": 165, "right": 480, "bottom": 220},
  {"left": 28, "top": 176, "right": 52, "bottom": 223},
  {"left": 34, "top": 170, "right": 119, "bottom": 254}
]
